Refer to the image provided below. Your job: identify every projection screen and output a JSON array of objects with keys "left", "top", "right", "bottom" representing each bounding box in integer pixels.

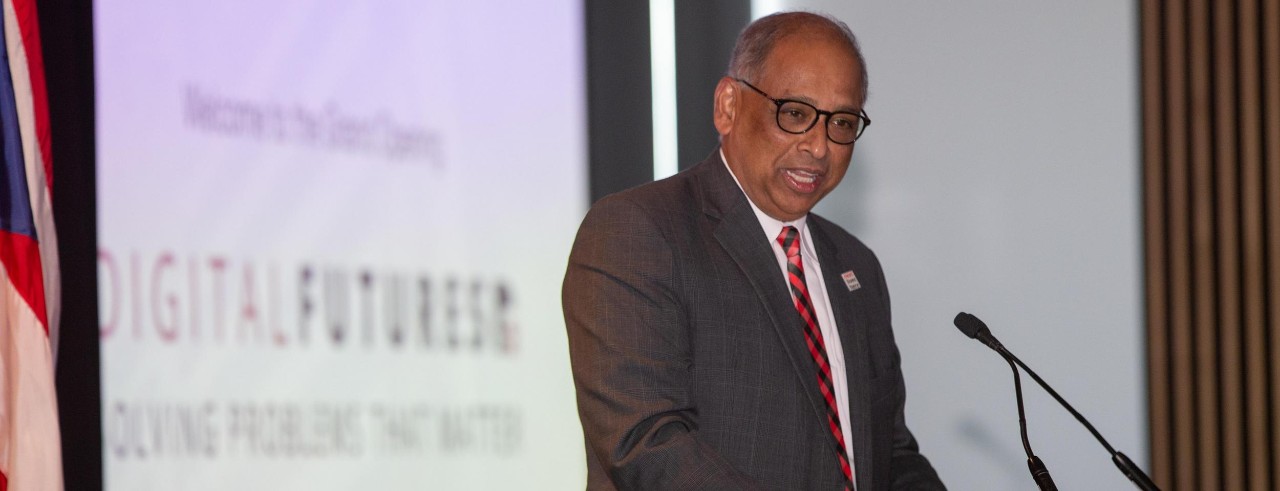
[{"left": 95, "top": 2, "right": 588, "bottom": 489}]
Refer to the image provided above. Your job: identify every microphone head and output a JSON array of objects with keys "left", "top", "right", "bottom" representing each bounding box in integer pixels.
[{"left": 954, "top": 312, "right": 988, "bottom": 339}]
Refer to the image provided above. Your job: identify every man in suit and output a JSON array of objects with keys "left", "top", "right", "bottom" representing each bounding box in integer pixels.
[{"left": 563, "top": 11, "right": 945, "bottom": 490}]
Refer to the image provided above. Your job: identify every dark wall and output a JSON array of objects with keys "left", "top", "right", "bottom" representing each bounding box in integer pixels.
[
  {"left": 586, "top": 2, "right": 653, "bottom": 203},
  {"left": 676, "top": 1, "right": 750, "bottom": 170},
  {"left": 586, "top": 0, "right": 750, "bottom": 202},
  {"left": 39, "top": 0, "right": 102, "bottom": 489}
]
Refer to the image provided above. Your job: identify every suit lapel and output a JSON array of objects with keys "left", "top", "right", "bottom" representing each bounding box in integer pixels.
[
  {"left": 694, "top": 154, "right": 833, "bottom": 430},
  {"left": 808, "top": 220, "right": 876, "bottom": 491}
]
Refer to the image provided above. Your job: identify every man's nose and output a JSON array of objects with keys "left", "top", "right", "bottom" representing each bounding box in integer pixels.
[{"left": 798, "top": 116, "right": 831, "bottom": 159}]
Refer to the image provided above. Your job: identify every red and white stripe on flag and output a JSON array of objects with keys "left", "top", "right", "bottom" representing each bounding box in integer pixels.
[{"left": 0, "top": 0, "right": 63, "bottom": 488}]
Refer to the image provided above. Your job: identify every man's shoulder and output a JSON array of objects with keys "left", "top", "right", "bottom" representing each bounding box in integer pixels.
[
  {"left": 567, "top": 164, "right": 711, "bottom": 268},
  {"left": 584, "top": 159, "right": 717, "bottom": 226},
  {"left": 597, "top": 170, "right": 697, "bottom": 212}
]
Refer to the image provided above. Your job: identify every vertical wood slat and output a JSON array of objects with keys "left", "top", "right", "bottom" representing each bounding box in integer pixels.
[
  {"left": 1212, "top": 0, "right": 1244, "bottom": 489},
  {"left": 1164, "top": 0, "right": 1197, "bottom": 487},
  {"left": 1264, "top": 0, "right": 1280, "bottom": 486},
  {"left": 1141, "top": 0, "right": 1172, "bottom": 486},
  {"left": 1237, "top": 1, "right": 1269, "bottom": 490},
  {"left": 1187, "top": 1, "right": 1221, "bottom": 487}
]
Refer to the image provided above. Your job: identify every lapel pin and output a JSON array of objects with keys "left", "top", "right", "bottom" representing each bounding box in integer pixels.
[{"left": 841, "top": 270, "right": 861, "bottom": 291}]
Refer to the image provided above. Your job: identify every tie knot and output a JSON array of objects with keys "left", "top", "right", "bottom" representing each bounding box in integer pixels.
[{"left": 776, "top": 226, "right": 801, "bottom": 258}]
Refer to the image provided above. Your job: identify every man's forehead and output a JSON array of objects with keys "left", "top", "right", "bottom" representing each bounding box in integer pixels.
[
  {"left": 764, "top": 31, "right": 859, "bottom": 70},
  {"left": 758, "top": 35, "right": 863, "bottom": 98}
]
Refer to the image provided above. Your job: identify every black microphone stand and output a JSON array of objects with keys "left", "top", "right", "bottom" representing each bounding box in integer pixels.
[
  {"left": 954, "top": 312, "right": 1161, "bottom": 491},
  {"left": 1001, "top": 348, "right": 1161, "bottom": 491}
]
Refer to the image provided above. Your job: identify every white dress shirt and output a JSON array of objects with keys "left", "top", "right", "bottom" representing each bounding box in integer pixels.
[{"left": 720, "top": 150, "right": 856, "bottom": 476}]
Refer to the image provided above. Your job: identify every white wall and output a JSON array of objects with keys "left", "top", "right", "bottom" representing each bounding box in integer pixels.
[{"left": 766, "top": 2, "right": 1144, "bottom": 489}]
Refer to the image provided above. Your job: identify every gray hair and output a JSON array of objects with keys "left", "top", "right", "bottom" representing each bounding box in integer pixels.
[{"left": 725, "top": 11, "right": 869, "bottom": 104}]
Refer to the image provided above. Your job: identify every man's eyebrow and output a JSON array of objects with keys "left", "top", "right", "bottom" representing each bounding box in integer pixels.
[{"left": 832, "top": 103, "right": 862, "bottom": 113}]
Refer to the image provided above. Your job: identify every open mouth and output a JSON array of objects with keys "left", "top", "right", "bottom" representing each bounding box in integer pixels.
[{"left": 783, "top": 169, "right": 822, "bottom": 193}]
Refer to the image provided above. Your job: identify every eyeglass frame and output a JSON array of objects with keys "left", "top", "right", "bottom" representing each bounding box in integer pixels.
[{"left": 733, "top": 78, "right": 871, "bottom": 144}]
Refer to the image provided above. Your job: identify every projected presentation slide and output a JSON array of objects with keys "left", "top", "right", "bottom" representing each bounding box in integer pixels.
[{"left": 95, "top": 1, "right": 587, "bottom": 489}]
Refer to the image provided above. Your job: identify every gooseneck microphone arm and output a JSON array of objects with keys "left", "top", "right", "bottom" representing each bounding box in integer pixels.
[
  {"left": 1001, "top": 347, "right": 1057, "bottom": 490},
  {"left": 1007, "top": 356, "right": 1033, "bottom": 457},
  {"left": 953, "top": 312, "right": 1161, "bottom": 491}
]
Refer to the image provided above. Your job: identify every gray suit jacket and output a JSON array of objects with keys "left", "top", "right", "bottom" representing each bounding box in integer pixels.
[{"left": 563, "top": 152, "right": 944, "bottom": 490}]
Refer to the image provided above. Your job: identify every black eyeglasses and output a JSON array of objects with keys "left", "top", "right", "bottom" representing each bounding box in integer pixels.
[{"left": 735, "top": 78, "right": 870, "bottom": 145}]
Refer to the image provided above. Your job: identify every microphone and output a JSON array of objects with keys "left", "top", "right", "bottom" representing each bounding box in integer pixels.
[
  {"left": 954, "top": 313, "right": 1056, "bottom": 490},
  {"left": 954, "top": 312, "right": 1161, "bottom": 491},
  {"left": 954, "top": 311, "right": 1003, "bottom": 351}
]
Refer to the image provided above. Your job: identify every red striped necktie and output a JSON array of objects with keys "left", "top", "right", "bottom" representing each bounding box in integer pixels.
[{"left": 777, "top": 225, "right": 854, "bottom": 490}]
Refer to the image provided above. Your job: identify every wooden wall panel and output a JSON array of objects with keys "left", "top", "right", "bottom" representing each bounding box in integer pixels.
[{"left": 1142, "top": 0, "right": 1280, "bottom": 488}]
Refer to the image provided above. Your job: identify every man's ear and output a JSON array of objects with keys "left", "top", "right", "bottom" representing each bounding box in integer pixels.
[{"left": 712, "top": 76, "right": 737, "bottom": 137}]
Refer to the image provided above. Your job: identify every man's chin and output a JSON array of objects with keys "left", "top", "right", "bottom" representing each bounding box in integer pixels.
[{"left": 766, "top": 200, "right": 816, "bottom": 222}]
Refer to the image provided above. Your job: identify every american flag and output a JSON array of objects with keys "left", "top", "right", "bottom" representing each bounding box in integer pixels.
[{"left": 0, "top": 0, "right": 63, "bottom": 488}]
